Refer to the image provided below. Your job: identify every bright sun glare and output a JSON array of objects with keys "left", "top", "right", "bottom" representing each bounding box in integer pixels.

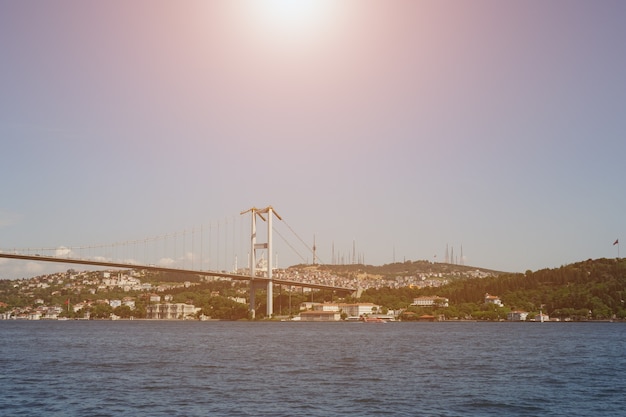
[
  {"left": 260, "top": 0, "right": 323, "bottom": 23},
  {"left": 244, "top": 0, "right": 337, "bottom": 41}
]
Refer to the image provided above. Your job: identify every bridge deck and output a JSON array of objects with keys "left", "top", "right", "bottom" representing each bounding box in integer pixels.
[{"left": 0, "top": 253, "right": 355, "bottom": 293}]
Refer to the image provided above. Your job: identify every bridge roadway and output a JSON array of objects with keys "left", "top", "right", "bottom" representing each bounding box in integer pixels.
[{"left": 0, "top": 253, "right": 356, "bottom": 294}]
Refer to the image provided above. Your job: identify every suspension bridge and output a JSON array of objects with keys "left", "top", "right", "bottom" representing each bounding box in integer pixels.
[{"left": 0, "top": 206, "right": 356, "bottom": 318}]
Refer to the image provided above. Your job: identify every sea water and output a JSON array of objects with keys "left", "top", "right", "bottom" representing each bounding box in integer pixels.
[{"left": 1, "top": 321, "right": 625, "bottom": 416}]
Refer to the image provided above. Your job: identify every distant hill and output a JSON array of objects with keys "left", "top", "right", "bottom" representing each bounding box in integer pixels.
[{"left": 295, "top": 260, "right": 504, "bottom": 280}]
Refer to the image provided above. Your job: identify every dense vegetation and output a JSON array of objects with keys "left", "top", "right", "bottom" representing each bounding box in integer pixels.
[{"left": 355, "top": 258, "right": 626, "bottom": 320}]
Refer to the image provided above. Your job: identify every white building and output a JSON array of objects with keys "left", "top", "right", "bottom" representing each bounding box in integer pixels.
[
  {"left": 411, "top": 296, "right": 449, "bottom": 307},
  {"left": 334, "top": 303, "right": 380, "bottom": 318},
  {"left": 484, "top": 293, "right": 503, "bottom": 307},
  {"left": 122, "top": 298, "right": 136, "bottom": 309},
  {"left": 299, "top": 302, "right": 382, "bottom": 319},
  {"left": 299, "top": 302, "right": 321, "bottom": 311},
  {"left": 146, "top": 303, "right": 199, "bottom": 320},
  {"left": 300, "top": 310, "right": 341, "bottom": 321},
  {"left": 507, "top": 311, "right": 528, "bottom": 321}
]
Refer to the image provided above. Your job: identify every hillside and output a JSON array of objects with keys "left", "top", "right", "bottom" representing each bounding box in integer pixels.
[
  {"left": 313, "top": 260, "right": 504, "bottom": 277},
  {"left": 291, "top": 260, "right": 503, "bottom": 289},
  {"left": 357, "top": 258, "right": 626, "bottom": 320},
  {"left": 2, "top": 258, "right": 624, "bottom": 321}
]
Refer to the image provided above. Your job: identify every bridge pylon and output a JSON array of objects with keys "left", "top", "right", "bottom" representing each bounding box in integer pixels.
[{"left": 241, "top": 206, "right": 282, "bottom": 319}]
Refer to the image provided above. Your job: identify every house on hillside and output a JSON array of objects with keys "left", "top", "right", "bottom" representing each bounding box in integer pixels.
[
  {"left": 411, "top": 296, "right": 449, "bottom": 307},
  {"left": 122, "top": 297, "right": 135, "bottom": 309},
  {"left": 484, "top": 293, "right": 503, "bottom": 306}
]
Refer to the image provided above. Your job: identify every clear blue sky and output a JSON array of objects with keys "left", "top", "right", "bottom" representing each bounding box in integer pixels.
[{"left": 1, "top": 0, "right": 625, "bottom": 279}]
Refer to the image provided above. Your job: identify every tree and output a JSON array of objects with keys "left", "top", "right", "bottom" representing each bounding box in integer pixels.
[
  {"left": 113, "top": 305, "right": 133, "bottom": 319},
  {"left": 89, "top": 303, "right": 113, "bottom": 319},
  {"left": 201, "top": 296, "right": 250, "bottom": 320}
]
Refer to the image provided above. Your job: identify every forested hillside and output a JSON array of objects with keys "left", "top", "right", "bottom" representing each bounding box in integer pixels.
[{"left": 357, "top": 258, "right": 626, "bottom": 320}]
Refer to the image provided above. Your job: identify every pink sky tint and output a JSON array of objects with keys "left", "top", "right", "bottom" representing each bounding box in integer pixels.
[{"left": 1, "top": 0, "right": 626, "bottom": 278}]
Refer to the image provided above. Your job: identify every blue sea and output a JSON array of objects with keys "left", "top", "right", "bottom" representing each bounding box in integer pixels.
[{"left": 1, "top": 321, "right": 625, "bottom": 416}]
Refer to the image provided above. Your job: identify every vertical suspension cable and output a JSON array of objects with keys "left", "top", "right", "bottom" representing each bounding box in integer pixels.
[
  {"left": 163, "top": 234, "right": 167, "bottom": 266},
  {"left": 232, "top": 215, "right": 236, "bottom": 272},
  {"left": 239, "top": 214, "right": 244, "bottom": 273},
  {"left": 224, "top": 217, "right": 228, "bottom": 272}
]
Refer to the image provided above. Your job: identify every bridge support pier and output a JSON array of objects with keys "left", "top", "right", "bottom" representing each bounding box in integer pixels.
[
  {"left": 241, "top": 206, "right": 281, "bottom": 319},
  {"left": 266, "top": 208, "right": 273, "bottom": 317}
]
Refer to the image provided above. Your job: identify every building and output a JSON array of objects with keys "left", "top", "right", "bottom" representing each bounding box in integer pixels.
[
  {"left": 298, "top": 302, "right": 382, "bottom": 320},
  {"left": 299, "top": 302, "right": 320, "bottom": 311},
  {"left": 340, "top": 303, "right": 381, "bottom": 318},
  {"left": 299, "top": 310, "right": 341, "bottom": 322},
  {"left": 313, "top": 303, "right": 341, "bottom": 312},
  {"left": 411, "top": 296, "right": 449, "bottom": 307},
  {"left": 507, "top": 311, "right": 528, "bottom": 321},
  {"left": 311, "top": 302, "right": 382, "bottom": 318},
  {"left": 146, "top": 303, "right": 199, "bottom": 320},
  {"left": 122, "top": 297, "right": 135, "bottom": 309},
  {"left": 484, "top": 293, "right": 503, "bottom": 307}
]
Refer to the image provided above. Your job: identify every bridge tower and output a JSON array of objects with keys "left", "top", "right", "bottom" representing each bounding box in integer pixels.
[{"left": 241, "top": 206, "right": 281, "bottom": 319}]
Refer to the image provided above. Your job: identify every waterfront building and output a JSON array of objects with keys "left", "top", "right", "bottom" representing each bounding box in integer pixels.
[
  {"left": 146, "top": 303, "right": 199, "bottom": 319},
  {"left": 507, "top": 311, "right": 529, "bottom": 321},
  {"left": 298, "top": 302, "right": 382, "bottom": 320},
  {"left": 299, "top": 310, "right": 341, "bottom": 321}
]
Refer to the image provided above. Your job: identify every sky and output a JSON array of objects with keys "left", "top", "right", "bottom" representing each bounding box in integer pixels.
[{"left": 1, "top": 0, "right": 626, "bottom": 279}]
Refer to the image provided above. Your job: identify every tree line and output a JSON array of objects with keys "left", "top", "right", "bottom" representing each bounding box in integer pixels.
[{"left": 355, "top": 258, "right": 626, "bottom": 320}]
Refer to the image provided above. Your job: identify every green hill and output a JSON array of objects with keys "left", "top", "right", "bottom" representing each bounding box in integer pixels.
[
  {"left": 356, "top": 258, "right": 626, "bottom": 320},
  {"left": 313, "top": 260, "right": 503, "bottom": 276}
]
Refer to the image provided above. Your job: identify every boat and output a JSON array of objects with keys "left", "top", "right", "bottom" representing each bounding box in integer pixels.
[{"left": 361, "top": 316, "right": 386, "bottom": 323}]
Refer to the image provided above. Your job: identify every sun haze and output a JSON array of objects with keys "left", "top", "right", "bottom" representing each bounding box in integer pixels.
[
  {"left": 1, "top": 1, "right": 626, "bottom": 279},
  {"left": 233, "top": 0, "right": 342, "bottom": 44}
]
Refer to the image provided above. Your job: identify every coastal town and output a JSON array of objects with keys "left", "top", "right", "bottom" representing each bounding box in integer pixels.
[{"left": 0, "top": 261, "right": 559, "bottom": 322}]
